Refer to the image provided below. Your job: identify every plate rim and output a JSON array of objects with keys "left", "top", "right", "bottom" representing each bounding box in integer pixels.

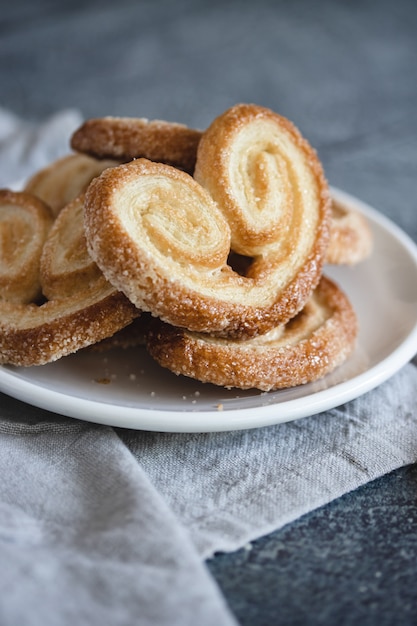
[{"left": 1, "top": 187, "right": 417, "bottom": 432}]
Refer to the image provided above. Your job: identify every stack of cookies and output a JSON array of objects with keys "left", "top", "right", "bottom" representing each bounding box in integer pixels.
[{"left": 0, "top": 104, "right": 372, "bottom": 391}]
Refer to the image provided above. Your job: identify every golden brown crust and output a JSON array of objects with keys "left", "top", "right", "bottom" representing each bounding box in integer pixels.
[
  {"left": 24, "top": 153, "right": 120, "bottom": 217},
  {"left": 40, "top": 194, "right": 103, "bottom": 300},
  {"left": 83, "top": 159, "right": 319, "bottom": 339},
  {"left": 0, "top": 190, "right": 140, "bottom": 367},
  {"left": 0, "top": 104, "right": 364, "bottom": 386},
  {"left": 84, "top": 104, "right": 331, "bottom": 339},
  {"left": 70, "top": 116, "right": 202, "bottom": 174},
  {"left": 146, "top": 276, "right": 358, "bottom": 391},
  {"left": 70, "top": 113, "right": 368, "bottom": 268},
  {"left": 194, "top": 103, "right": 330, "bottom": 256},
  {"left": 0, "top": 189, "right": 54, "bottom": 304},
  {"left": 0, "top": 279, "right": 139, "bottom": 367},
  {"left": 326, "top": 197, "right": 373, "bottom": 265}
]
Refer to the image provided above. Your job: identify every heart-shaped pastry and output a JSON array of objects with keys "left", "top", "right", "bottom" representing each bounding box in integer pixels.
[
  {"left": 0, "top": 191, "right": 139, "bottom": 366},
  {"left": 84, "top": 104, "right": 331, "bottom": 339},
  {"left": 71, "top": 109, "right": 373, "bottom": 266}
]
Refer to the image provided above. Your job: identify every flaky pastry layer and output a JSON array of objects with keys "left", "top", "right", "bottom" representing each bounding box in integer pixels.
[
  {"left": 40, "top": 194, "right": 103, "bottom": 300},
  {"left": 84, "top": 104, "right": 331, "bottom": 338},
  {"left": 0, "top": 277, "right": 139, "bottom": 366},
  {"left": 25, "top": 153, "right": 120, "bottom": 217},
  {"left": 71, "top": 116, "right": 202, "bottom": 174},
  {"left": 0, "top": 189, "right": 53, "bottom": 304},
  {"left": 194, "top": 104, "right": 330, "bottom": 257},
  {"left": 0, "top": 189, "right": 139, "bottom": 367},
  {"left": 326, "top": 198, "right": 373, "bottom": 265},
  {"left": 146, "top": 276, "right": 357, "bottom": 391}
]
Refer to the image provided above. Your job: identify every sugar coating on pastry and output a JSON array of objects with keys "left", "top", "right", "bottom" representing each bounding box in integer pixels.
[
  {"left": 194, "top": 103, "right": 330, "bottom": 256},
  {"left": 40, "top": 194, "right": 103, "bottom": 300},
  {"left": 0, "top": 190, "right": 139, "bottom": 367},
  {"left": 71, "top": 116, "right": 202, "bottom": 174},
  {"left": 0, "top": 103, "right": 365, "bottom": 387},
  {"left": 24, "top": 153, "right": 120, "bottom": 217},
  {"left": 0, "top": 189, "right": 53, "bottom": 304},
  {"left": 146, "top": 276, "right": 357, "bottom": 391},
  {"left": 326, "top": 197, "right": 373, "bottom": 265},
  {"left": 0, "top": 280, "right": 139, "bottom": 367},
  {"left": 84, "top": 105, "right": 330, "bottom": 339}
]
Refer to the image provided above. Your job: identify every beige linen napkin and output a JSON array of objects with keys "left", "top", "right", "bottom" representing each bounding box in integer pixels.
[{"left": 0, "top": 107, "right": 83, "bottom": 188}]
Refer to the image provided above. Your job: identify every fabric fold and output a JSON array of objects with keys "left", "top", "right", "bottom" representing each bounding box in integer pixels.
[
  {"left": 0, "top": 107, "right": 82, "bottom": 188},
  {"left": 0, "top": 406, "right": 237, "bottom": 626},
  {"left": 117, "top": 363, "right": 417, "bottom": 558}
]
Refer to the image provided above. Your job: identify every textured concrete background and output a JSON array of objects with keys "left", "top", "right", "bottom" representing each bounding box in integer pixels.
[
  {"left": 2, "top": 1, "right": 417, "bottom": 624},
  {"left": 2, "top": 0, "right": 416, "bottom": 239}
]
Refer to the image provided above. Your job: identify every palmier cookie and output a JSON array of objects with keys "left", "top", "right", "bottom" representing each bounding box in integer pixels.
[
  {"left": 0, "top": 193, "right": 139, "bottom": 367},
  {"left": 40, "top": 194, "right": 103, "bottom": 300},
  {"left": 326, "top": 197, "right": 373, "bottom": 265},
  {"left": 71, "top": 112, "right": 370, "bottom": 266},
  {"left": 147, "top": 276, "right": 357, "bottom": 391},
  {"left": 24, "top": 153, "right": 120, "bottom": 217},
  {"left": 71, "top": 116, "right": 202, "bottom": 174},
  {"left": 0, "top": 189, "right": 53, "bottom": 304},
  {"left": 41, "top": 195, "right": 150, "bottom": 352},
  {"left": 84, "top": 105, "right": 330, "bottom": 339}
]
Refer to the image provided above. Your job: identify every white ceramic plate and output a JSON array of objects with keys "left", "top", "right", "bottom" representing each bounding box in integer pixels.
[{"left": 1, "top": 188, "right": 417, "bottom": 432}]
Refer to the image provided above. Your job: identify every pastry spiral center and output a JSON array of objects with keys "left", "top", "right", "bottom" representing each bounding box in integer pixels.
[
  {"left": 121, "top": 176, "right": 230, "bottom": 270},
  {"left": 240, "top": 148, "right": 292, "bottom": 241},
  {"left": 0, "top": 192, "right": 53, "bottom": 304}
]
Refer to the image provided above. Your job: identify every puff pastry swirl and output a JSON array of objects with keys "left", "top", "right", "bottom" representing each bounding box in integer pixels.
[
  {"left": 0, "top": 191, "right": 139, "bottom": 367},
  {"left": 84, "top": 105, "right": 331, "bottom": 338},
  {"left": 0, "top": 189, "right": 53, "bottom": 304},
  {"left": 146, "top": 276, "right": 357, "bottom": 391}
]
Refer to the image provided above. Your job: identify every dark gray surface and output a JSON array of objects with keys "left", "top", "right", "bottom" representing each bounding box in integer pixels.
[
  {"left": 2, "top": 0, "right": 417, "bottom": 240},
  {"left": 208, "top": 464, "right": 417, "bottom": 626},
  {"left": 2, "top": 1, "right": 417, "bottom": 624}
]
